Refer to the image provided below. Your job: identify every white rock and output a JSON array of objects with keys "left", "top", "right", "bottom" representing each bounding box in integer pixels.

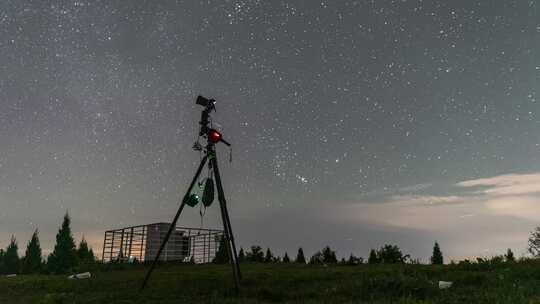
[
  {"left": 68, "top": 272, "right": 92, "bottom": 280},
  {"left": 5, "top": 274, "right": 16, "bottom": 278},
  {"left": 438, "top": 281, "right": 453, "bottom": 289}
]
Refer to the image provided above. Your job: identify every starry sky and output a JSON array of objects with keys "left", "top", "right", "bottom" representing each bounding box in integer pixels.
[{"left": 0, "top": 0, "right": 538, "bottom": 262}]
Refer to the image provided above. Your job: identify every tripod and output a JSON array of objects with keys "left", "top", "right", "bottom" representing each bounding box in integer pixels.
[{"left": 141, "top": 96, "right": 241, "bottom": 292}]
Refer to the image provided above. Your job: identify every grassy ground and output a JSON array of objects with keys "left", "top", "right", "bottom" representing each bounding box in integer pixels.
[{"left": 2, "top": 261, "right": 540, "bottom": 303}]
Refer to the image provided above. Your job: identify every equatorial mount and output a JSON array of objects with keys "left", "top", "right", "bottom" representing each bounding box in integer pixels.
[{"left": 197, "top": 95, "right": 230, "bottom": 147}]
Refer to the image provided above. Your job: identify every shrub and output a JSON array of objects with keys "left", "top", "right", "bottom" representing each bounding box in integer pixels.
[
  {"left": 368, "top": 245, "right": 410, "bottom": 264},
  {"left": 246, "top": 246, "right": 264, "bottom": 263}
]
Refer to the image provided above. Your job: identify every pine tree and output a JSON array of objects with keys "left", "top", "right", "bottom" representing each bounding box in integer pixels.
[
  {"left": 4, "top": 235, "right": 20, "bottom": 274},
  {"left": 264, "top": 248, "right": 274, "bottom": 263},
  {"left": 368, "top": 249, "right": 379, "bottom": 264},
  {"left": 238, "top": 247, "right": 245, "bottom": 262},
  {"left": 213, "top": 236, "right": 229, "bottom": 264},
  {"left": 22, "top": 230, "right": 42, "bottom": 274},
  {"left": 295, "top": 247, "right": 306, "bottom": 264},
  {"left": 430, "top": 242, "right": 444, "bottom": 265},
  {"left": 47, "top": 212, "right": 78, "bottom": 273},
  {"left": 77, "top": 237, "right": 95, "bottom": 263},
  {"left": 505, "top": 248, "right": 515, "bottom": 262},
  {"left": 282, "top": 252, "right": 290, "bottom": 263}
]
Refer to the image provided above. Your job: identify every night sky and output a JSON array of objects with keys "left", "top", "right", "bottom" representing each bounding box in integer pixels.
[{"left": 0, "top": 1, "right": 538, "bottom": 262}]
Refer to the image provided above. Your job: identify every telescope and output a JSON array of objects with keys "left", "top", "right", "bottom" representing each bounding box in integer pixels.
[
  {"left": 141, "top": 95, "right": 240, "bottom": 292},
  {"left": 196, "top": 95, "right": 215, "bottom": 110}
]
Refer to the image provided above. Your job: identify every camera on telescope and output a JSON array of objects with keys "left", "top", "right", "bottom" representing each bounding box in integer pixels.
[{"left": 196, "top": 95, "right": 215, "bottom": 109}]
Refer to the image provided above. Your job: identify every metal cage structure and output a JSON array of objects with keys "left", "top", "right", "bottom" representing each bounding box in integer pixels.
[{"left": 102, "top": 223, "right": 223, "bottom": 264}]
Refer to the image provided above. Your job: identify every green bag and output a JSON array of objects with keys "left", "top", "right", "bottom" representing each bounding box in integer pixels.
[
  {"left": 202, "top": 178, "right": 215, "bottom": 207},
  {"left": 184, "top": 193, "right": 199, "bottom": 207}
]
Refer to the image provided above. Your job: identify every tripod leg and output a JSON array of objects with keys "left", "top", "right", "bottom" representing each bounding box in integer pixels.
[
  {"left": 210, "top": 157, "right": 240, "bottom": 270},
  {"left": 210, "top": 157, "right": 242, "bottom": 291},
  {"left": 218, "top": 190, "right": 242, "bottom": 279},
  {"left": 141, "top": 156, "right": 208, "bottom": 290}
]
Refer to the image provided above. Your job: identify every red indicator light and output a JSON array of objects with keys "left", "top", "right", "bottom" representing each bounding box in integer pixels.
[{"left": 210, "top": 130, "right": 222, "bottom": 143}]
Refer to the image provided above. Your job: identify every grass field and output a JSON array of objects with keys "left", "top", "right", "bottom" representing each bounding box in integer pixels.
[{"left": 2, "top": 261, "right": 540, "bottom": 303}]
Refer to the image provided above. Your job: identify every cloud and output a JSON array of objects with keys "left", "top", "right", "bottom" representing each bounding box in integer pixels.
[
  {"left": 328, "top": 172, "right": 540, "bottom": 259},
  {"left": 457, "top": 173, "right": 540, "bottom": 197},
  {"left": 344, "top": 173, "right": 540, "bottom": 225},
  {"left": 335, "top": 194, "right": 476, "bottom": 231},
  {"left": 456, "top": 173, "right": 540, "bottom": 221}
]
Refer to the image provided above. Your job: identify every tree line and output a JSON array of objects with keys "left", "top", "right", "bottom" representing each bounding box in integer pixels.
[
  {"left": 0, "top": 212, "right": 96, "bottom": 275},
  {"left": 213, "top": 224, "right": 540, "bottom": 266},
  {"left": 4, "top": 215, "right": 534, "bottom": 274},
  {"left": 214, "top": 240, "right": 518, "bottom": 266}
]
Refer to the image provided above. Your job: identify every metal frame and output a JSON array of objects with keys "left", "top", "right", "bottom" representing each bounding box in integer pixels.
[{"left": 102, "top": 223, "right": 223, "bottom": 264}]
